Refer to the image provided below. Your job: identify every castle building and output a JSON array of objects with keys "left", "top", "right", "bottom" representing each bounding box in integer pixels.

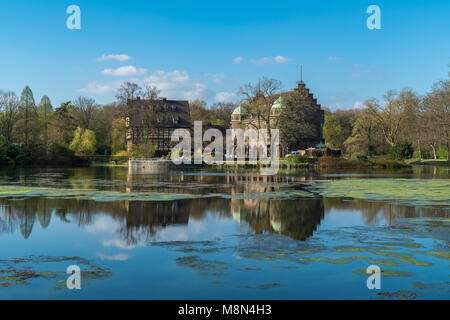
[
  {"left": 230, "top": 81, "right": 324, "bottom": 155},
  {"left": 126, "top": 97, "right": 191, "bottom": 156}
]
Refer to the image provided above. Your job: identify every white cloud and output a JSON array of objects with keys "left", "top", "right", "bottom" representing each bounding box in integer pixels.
[
  {"left": 102, "top": 65, "right": 148, "bottom": 76},
  {"left": 233, "top": 56, "right": 244, "bottom": 64},
  {"left": 353, "top": 101, "right": 365, "bottom": 109},
  {"left": 328, "top": 56, "right": 344, "bottom": 61},
  {"left": 139, "top": 70, "right": 214, "bottom": 101},
  {"left": 97, "top": 253, "right": 130, "bottom": 261},
  {"left": 350, "top": 64, "right": 382, "bottom": 80},
  {"left": 204, "top": 73, "right": 225, "bottom": 84},
  {"left": 254, "top": 55, "right": 291, "bottom": 65},
  {"left": 81, "top": 70, "right": 214, "bottom": 101},
  {"left": 79, "top": 81, "right": 121, "bottom": 95},
  {"left": 102, "top": 238, "right": 145, "bottom": 250},
  {"left": 215, "top": 92, "right": 238, "bottom": 103},
  {"left": 97, "top": 54, "right": 131, "bottom": 62},
  {"left": 274, "top": 56, "right": 291, "bottom": 63},
  {"left": 84, "top": 217, "right": 119, "bottom": 233}
]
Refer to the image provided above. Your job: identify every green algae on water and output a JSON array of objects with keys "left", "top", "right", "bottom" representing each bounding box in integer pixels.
[
  {"left": 307, "top": 179, "right": 450, "bottom": 208},
  {"left": 0, "top": 185, "right": 211, "bottom": 202}
]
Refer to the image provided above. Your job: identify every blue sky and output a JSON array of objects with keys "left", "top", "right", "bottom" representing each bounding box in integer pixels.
[{"left": 0, "top": 0, "right": 449, "bottom": 110}]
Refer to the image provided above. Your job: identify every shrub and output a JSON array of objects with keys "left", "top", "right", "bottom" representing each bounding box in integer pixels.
[
  {"left": 286, "top": 155, "right": 310, "bottom": 164},
  {"left": 15, "top": 153, "right": 31, "bottom": 166},
  {"left": 319, "top": 157, "right": 371, "bottom": 168},
  {"left": 0, "top": 155, "right": 13, "bottom": 166},
  {"left": 113, "top": 150, "right": 128, "bottom": 157},
  {"left": 356, "top": 155, "right": 368, "bottom": 161},
  {"left": 437, "top": 147, "right": 448, "bottom": 160},
  {"left": 387, "top": 141, "right": 414, "bottom": 160},
  {"left": 6, "top": 144, "right": 20, "bottom": 160},
  {"left": 129, "top": 144, "right": 157, "bottom": 159},
  {"left": 48, "top": 143, "right": 75, "bottom": 165}
]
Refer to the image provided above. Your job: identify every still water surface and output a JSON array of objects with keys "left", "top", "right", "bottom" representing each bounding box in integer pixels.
[{"left": 0, "top": 166, "right": 448, "bottom": 299}]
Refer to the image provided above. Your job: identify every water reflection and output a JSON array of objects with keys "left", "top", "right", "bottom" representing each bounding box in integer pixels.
[{"left": 1, "top": 195, "right": 447, "bottom": 243}]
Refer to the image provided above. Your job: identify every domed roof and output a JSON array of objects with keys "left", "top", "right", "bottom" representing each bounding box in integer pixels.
[
  {"left": 232, "top": 103, "right": 247, "bottom": 115},
  {"left": 272, "top": 96, "right": 287, "bottom": 109}
]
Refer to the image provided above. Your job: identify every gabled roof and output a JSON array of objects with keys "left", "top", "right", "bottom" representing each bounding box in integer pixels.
[
  {"left": 127, "top": 98, "right": 191, "bottom": 128},
  {"left": 271, "top": 96, "right": 287, "bottom": 109},
  {"left": 232, "top": 103, "right": 247, "bottom": 115}
]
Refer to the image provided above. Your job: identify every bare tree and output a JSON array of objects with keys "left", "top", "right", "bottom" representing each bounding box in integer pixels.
[
  {"left": 115, "top": 82, "right": 142, "bottom": 104},
  {"left": 366, "top": 89, "right": 417, "bottom": 147},
  {"left": 0, "top": 91, "right": 20, "bottom": 144},
  {"left": 73, "top": 96, "right": 98, "bottom": 130},
  {"left": 239, "top": 77, "right": 283, "bottom": 140},
  {"left": 143, "top": 85, "right": 160, "bottom": 100},
  {"left": 344, "top": 108, "right": 380, "bottom": 156},
  {"left": 422, "top": 80, "right": 450, "bottom": 159}
]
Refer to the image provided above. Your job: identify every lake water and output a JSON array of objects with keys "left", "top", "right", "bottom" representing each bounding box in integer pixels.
[{"left": 0, "top": 166, "right": 448, "bottom": 299}]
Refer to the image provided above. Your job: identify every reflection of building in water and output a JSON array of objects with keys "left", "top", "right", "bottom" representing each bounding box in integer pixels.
[
  {"left": 121, "top": 200, "right": 190, "bottom": 243},
  {"left": 1, "top": 195, "right": 448, "bottom": 241},
  {"left": 226, "top": 173, "right": 312, "bottom": 196},
  {"left": 231, "top": 198, "right": 324, "bottom": 241}
]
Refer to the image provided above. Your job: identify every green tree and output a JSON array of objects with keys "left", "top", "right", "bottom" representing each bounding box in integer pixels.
[
  {"left": 69, "top": 127, "right": 97, "bottom": 156},
  {"left": 387, "top": 141, "right": 414, "bottom": 160},
  {"left": 50, "top": 101, "right": 77, "bottom": 145},
  {"left": 111, "top": 118, "right": 126, "bottom": 153},
  {"left": 323, "top": 115, "right": 347, "bottom": 150},
  {"left": 279, "top": 85, "right": 318, "bottom": 152},
  {"left": 19, "top": 85, "right": 37, "bottom": 147},
  {"left": 80, "top": 129, "right": 96, "bottom": 155},
  {"left": 69, "top": 127, "right": 84, "bottom": 154},
  {"left": 38, "top": 95, "right": 53, "bottom": 152}
]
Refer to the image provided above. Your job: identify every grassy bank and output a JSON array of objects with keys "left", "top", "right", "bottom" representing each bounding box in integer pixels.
[{"left": 408, "top": 159, "right": 450, "bottom": 166}]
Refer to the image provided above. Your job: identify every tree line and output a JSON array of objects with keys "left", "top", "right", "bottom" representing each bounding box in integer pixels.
[
  {"left": 0, "top": 82, "right": 235, "bottom": 165},
  {"left": 323, "top": 79, "right": 449, "bottom": 160},
  {"left": 1, "top": 72, "right": 448, "bottom": 166}
]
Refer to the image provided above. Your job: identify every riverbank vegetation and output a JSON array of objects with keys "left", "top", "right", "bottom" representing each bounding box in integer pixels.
[
  {"left": 323, "top": 78, "right": 449, "bottom": 162},
  {"left": 1, "top": 71, "right": 448, "bottom": 167}
]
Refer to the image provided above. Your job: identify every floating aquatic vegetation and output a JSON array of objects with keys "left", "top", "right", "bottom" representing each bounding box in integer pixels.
[
  {"left": 237, "top": 283, "right": 286, "bottom": 290},
  {"left": 151, "top": 240, "right": 230, "bottom": 254},
  {"left": 376, "top": 290, "right": 418, "bottom": 300},
  {"left": 0, "top": 186, "right": 212, "bottom": 202},
  {"left": 140, "top": 218, "right": 450, "bottom": 298},
  {"left": 0, "top": 255, "right": 112, "bottom": 288},
  {"left": 411, "top": 281, "right": 450, "bottom": 296},
  {"left": 223, "top": 190, "right": 316, "bottom": 200},
  {"left": 176, "top": 256, "right": 232, "bottom": 277},
  {"left": 298, "top": 256, "right": 370, "bottom": 264},
  {"left": 307, "top": 179, "right": 450, "bottom": 208},
  {"left": 352, "top": 268, "right": 414, "bottom": 278},
  {"left": 414, "top": 250, "right": 450, "bottom": 259}
]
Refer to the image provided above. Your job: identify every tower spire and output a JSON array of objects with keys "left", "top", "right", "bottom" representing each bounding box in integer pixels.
[{"left": 300, "top": 65, "right": 304, "bottom": 84}]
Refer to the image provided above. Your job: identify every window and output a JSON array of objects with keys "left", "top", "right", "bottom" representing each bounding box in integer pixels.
[{"left": 158, "top": 142, "right": 165, "bottom": 149}]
